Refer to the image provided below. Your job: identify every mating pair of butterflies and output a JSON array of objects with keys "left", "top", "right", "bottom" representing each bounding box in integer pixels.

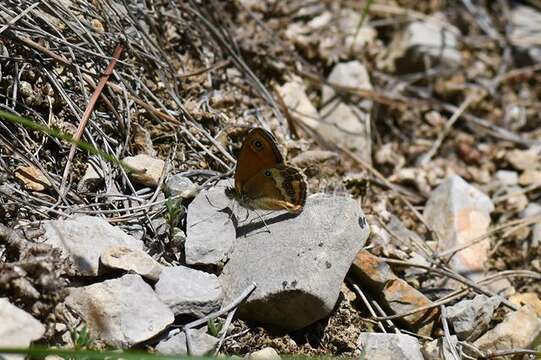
[{"left": 229, "top": 128, "right": 307, "bottom": 214}]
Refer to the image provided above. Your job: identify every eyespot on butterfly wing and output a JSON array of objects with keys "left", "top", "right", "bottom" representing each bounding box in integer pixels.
[
  {"left": 231, "top": 127, "right": 307, "bottom": 214},
  {"left": 234, "top": 128, "right": 284, "bottom": 194}
]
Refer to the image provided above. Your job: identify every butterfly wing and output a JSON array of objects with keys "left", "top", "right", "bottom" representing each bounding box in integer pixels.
[
  {"left": 240, "top": 165, "right": 307, "bottom": 213},
  {"left": 234, "top": 128, "right": 284, "bottom": 194}
]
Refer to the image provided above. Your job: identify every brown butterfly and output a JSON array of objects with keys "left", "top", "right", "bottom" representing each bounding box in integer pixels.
[{"left": 228, "top": 127, "right": 307, "bottom": 214}]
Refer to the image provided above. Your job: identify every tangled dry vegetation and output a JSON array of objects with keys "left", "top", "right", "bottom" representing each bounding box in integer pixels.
[{"left": 1, "top": 0, "right": 541, "bottom": 358}]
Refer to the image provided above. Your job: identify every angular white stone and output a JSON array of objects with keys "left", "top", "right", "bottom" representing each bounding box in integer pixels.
[
  {"left": 423, "top": 175, "right": 494, "bottom": 280},
  {"left": 276, "top": 77, "right": 320, "bottom": 130},
  {"left": 521, "top": 203, "right": 541, "bottom": 248},
  {"left": 155, "top": 266, "right": 223, "bottom": 317},
  {"left": 510, "top": 5, "right": 541, "bottom": 63},
  {"left": 447, "top": 295, "right": 501, "bottom": 341},
  {"left": 422, "top": 335, "right": 459, "bottom": 360},
  {"left": 165, "top": 174, "right": 198, "bottom": 199},
  {"left": 473, "top": 305, "right": 541, "bottom": 355},
  {"left": 100, "top": 245, "right": 163, "bottom": 281},
  {"left": 246, "top": 347, "right": 281, "bottom": 360},
  {"left": 383, "top": 13, "right": 461, "bottom": 73},
  {"left": 65, "top": 274, "right": 174, "bottom": 347},
  {"left": 357, "top": 333, "right": 424, "bottom": 360},
  {"left": 320, "top": 61, "right": 372, "bottom": 164},
  {"left": 156, "top": 329, "right": 218, "bottom": 356},
  {"left": 43, "top": 216, "right": 143, "bottom": 276},
  {"left": 123, "top": 154, "right": 165, "bottom": 187},
  {"left": 0, "top": 298, "right": 45, "bottom": 360}
]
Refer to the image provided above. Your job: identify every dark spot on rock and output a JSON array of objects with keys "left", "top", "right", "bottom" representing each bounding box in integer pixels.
[
  {"left": 358, "top": 216, "right": 368, "bottom": 229},
  {"left": 318, "top": 242, "right": 323, "bottom": 247},
  {"left": 326, "top": 261, "right": 332, "bottom": 269}
]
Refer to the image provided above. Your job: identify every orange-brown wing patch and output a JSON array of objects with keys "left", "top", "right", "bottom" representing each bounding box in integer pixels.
[
  {"left": 240, "top": 165, "right": 307, "bottom": 213},
  {"left": 234, "top": 128, "right": 284, "bottom": 193}
]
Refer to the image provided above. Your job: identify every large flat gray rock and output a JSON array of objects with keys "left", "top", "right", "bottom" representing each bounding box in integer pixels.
[
  {"left": 220, "top": 193, "right": 369, "bottom": 330},
  {"left": 43, "top": 216, "right": 143, "bottom": 276},
  {"left": 65, "top": 274, "right": 174, "bottom": 348}
]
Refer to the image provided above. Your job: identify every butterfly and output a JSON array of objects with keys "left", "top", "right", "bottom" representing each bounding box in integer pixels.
[{"left": 227, "top": 127, "right": 307, "bottom": 214}]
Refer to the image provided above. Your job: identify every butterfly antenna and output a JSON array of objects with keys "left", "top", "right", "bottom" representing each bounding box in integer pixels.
[{"left": 205, "top": 193, "right": 234, "bottom": 210}]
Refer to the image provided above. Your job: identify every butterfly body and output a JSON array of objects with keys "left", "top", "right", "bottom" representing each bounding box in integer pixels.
[{"left": 230, "top": 128, "right": 307, "bottom": 214}]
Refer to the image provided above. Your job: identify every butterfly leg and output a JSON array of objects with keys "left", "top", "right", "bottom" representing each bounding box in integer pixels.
[{"left": 251, "top": 208, "right": 271, "bottom": 233}]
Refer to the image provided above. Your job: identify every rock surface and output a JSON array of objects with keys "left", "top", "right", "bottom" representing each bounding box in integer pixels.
[
  {"left": 519, "top": 169, "right": 541, "bottom": 186},
  {"left": 43, "top": 215, "right": 143, "bottom": 276},
  {"left": 276, "top": 77, "right": 320, "bottom": 130},
  {"left": 495, "top": 170, "right": 518, "bottom": 186},
  {"left": 356, "top": 333, "right": 424, "bottom": 360},
  {"left": 278, "top": 61, "right": 373, "bottom": 165},
  {"left": 422, "top": 335, "right": 459, "bottom": 360},
  {"left": 165, "top": 174, "right": 198, "bottom": 199},
  {"left": 15, "top": 165, "right": 51, "bottom": 192},
  {"left": 285, "top": 9, "right": 376, "bottom": 61},
  {"left": 0, "top": 298, "right": 45, "bottom": 360},
  {"left": 155, "top": 266, "right": 223, "bottom": 317},
  {"left": 473, "top": 305, "right": 541, "bottom": 356},
  {"left": 246, "top": 347, "right": 281, "bottom": 360},
  {"left": 220, "top": 193, "right": 369, "bottom": 330},
  {"left": 521, "top": 203, "right": 541, "bottom": 248},
  {"left": 100, "top": 245, "right": 163, "bottom": 281},
  {"left": 77, "top": 162, "right": 103, "bottom": 192},
  {"left": 290, "top": 150, "right": 339, "bottom": 170},
  {"left": 156, "top": 329, "right": 219, "bottom": 356},
  {"left": 123, "top": 154, "right": 165, "bottom": 187},
  {"left": 382, "top": 279, "right": 438, "bottom": 336},
  {"left": 349, "top": 249, "right": 398, "bottom": 290},
  {"left": 185, "top": 182, "right": 236, "bottom": 265},
  {"left": 423, "top": 175, "right": 494, "bottom": 280},
  {"left": 504, "top": 148, "right": 541, "bottom": 171},
  {"left": 385, "top": 13, "right": 461, "bottom": 72},
  {"left": 510, "top": 5, "right": 541, "bottom": 63},
  {"left": 446, "top": 294, "right": 500, "bottom": 341},
  {"left": 320, "top": 61, "right": 372, "bottom": 164},
  {"left": 65, "top": 274, "right": 174, "bottom": 347},
  {"left": 509, "top": 292, "right": 541, "bottom": 317}
]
